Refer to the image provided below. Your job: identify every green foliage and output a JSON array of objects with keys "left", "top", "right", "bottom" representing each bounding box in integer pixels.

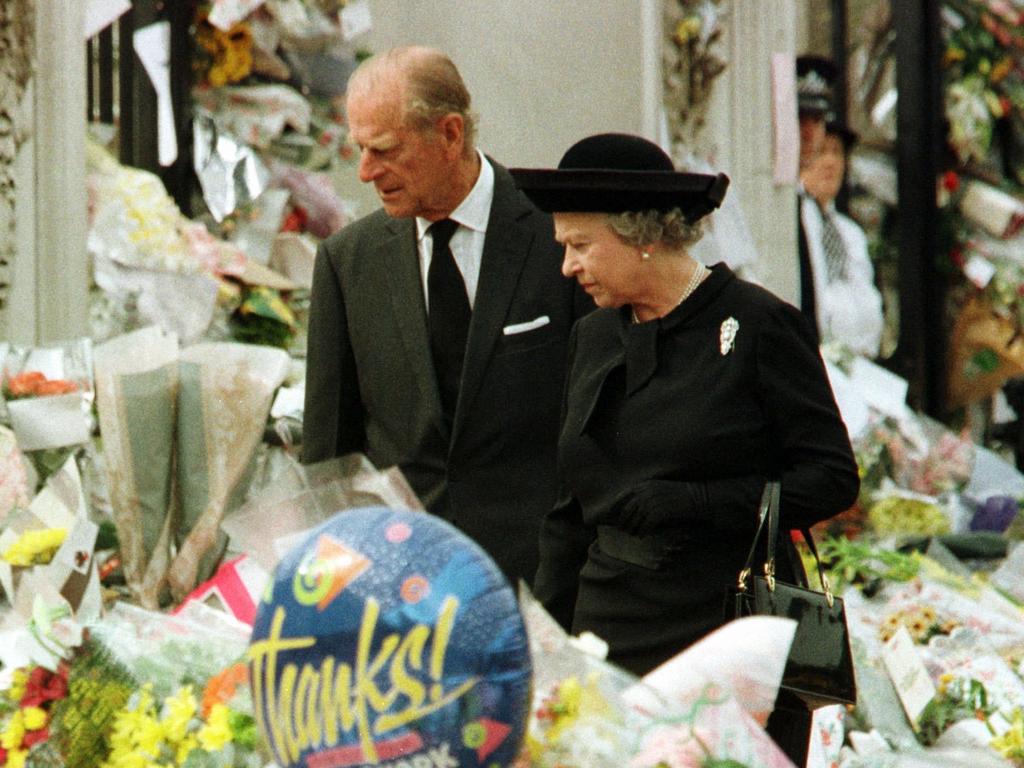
[
  {"left": 49, "top": 640, "right": 137, "bottom": 768},
  {"left": 819, "top": 535, "right": 920, "bottom": 595},
  {"left": 916, "top": 677, "right": 993, "bottom": 747}
]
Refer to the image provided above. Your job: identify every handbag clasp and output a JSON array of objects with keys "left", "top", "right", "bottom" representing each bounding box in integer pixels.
[
  {"left": 821, "top": 572, "right": 835, "bottom": 608},
  {"left": 737, "top": 567, "right": 751, "bottom": 591}
]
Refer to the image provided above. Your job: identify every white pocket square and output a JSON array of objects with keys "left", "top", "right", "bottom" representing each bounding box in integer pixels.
[{"left": 503, "top": 315, "right": 550, "bottom": 335}]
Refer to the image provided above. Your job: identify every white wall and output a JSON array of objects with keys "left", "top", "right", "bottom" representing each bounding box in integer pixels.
[{"left": 336, "top": 1, "right": 654, "bottom": 215}]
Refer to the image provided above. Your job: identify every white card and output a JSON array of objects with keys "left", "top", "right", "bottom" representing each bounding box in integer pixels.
[
  {"left": 270, "top": 384, "right": 305, "bottom": 419},
  {"left": 881, "top": 625, "right": 936, "bottom": 727},
  {"left": 964, "top": 253, "right": 997, "bottom": 288},
  {"left": 133, "top": 22, "right": 177, "bottom": 167},
  {"left": 850, "top": 356, "right": 910, "bottom": 420},
  {"left": 825, "top": 361, "right": 870, "bottom": 439},
  {"left": 84, "top": 0, "right": 131, "bottom": 39},
  {"left": 340, "top": 0, "right": 373, "bottom": 40}
]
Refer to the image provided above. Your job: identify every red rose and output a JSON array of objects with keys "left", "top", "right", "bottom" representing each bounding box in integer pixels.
[
  {"left": 942, "top": 170, "right": 960, "bottom": 193},
  {"left": 20, "top": 666, "right": 68, "bottom": 708},
  {"left": 22, "top": 726, "right": 50, "bottom": 748}
]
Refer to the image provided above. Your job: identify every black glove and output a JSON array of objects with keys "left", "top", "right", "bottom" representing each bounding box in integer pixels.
[{"left": 612, "top": 475, "right": 766, "bottom": 536}]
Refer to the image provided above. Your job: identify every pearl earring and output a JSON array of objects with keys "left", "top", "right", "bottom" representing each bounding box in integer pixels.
[{"left": 641, "top": 251, "right": 651, "bottom": 261}]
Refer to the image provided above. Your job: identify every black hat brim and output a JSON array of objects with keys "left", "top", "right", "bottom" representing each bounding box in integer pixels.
[{"left": 509, "top": 168, "right": 730, "bottom": 222}]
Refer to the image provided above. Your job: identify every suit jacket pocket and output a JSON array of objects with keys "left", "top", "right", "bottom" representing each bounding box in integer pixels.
[{"left": 493, "top": 336, "right": 566, "bottom": 442}]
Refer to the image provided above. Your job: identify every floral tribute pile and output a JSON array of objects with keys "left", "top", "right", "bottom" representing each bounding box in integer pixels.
[
  {"left": 846, "top": 0, "right": 1024, "bottom": 407},
  {"left": 804, "top": 348, "right": 1024, "bottom": 766},
  {"left": 0, "top": 603, "right": 259, "bottom": 768}
]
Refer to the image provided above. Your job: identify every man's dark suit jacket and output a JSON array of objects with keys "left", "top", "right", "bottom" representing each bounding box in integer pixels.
[{"left": 302, "top": 160, "right": 592, "bottom": 585}]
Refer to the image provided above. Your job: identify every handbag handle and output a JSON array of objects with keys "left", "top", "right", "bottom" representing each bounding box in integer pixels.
[{"left": 735, "top": 481, "right": 835, "bottom": 607}]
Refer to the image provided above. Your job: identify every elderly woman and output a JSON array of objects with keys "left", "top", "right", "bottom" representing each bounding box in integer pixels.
[{"left": 510, "top": 134, "right": 860, "bottom": 676}]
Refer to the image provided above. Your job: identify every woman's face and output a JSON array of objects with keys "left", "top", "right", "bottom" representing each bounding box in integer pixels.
[
  {"left": 801, "top": 133, "right": 846, "bottom": 205},
  {"left": 554, "top": 212, "right": 641, "bottom": 308}
]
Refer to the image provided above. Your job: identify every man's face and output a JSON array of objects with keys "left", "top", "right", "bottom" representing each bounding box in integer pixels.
[
  {"left": 799, "top": 113, "right": 826, "bottom": 169},
  {"left": 346, "top": 85, "right": 457, "bottom": 221}
]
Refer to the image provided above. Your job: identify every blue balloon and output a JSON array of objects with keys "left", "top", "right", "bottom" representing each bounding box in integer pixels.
[{"left": 249, "top": 506, "right": 531, "bottom": 768}]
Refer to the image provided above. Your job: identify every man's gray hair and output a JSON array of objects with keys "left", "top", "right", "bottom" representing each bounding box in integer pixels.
[{"left": 349, "top": 46, "right": 478, "bottom": 153}]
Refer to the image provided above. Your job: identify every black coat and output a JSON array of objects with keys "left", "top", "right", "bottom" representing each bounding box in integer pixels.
[
  {"left": 534, "top": 263, "right": 859, "bottom": 674},
  {"left": 302, "top": 161, "right": 592, "bottom": 585}
]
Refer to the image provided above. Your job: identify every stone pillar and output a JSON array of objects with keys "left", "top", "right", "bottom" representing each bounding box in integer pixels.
[
  {"left": 26, "top": 0, "right": 89, "bottom": 344},
  {"left": 705, "top": 0, "right": 799, "bottom": 304}
]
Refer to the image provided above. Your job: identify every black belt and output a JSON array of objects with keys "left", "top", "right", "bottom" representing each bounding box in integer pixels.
[{"left": 596, "top": 525, "right": 682, "bottom": 570}]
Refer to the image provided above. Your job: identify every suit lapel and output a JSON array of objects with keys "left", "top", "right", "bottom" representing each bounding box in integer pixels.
[
  {"left": 452, "top": 164, "right": 533, "bottom": 445},
  {"left": 379, "top": 217, "right": 445, "bottom": 429}
]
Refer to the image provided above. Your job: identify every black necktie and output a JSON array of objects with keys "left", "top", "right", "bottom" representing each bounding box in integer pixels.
[
  {"left": 821, "top": 212, "right": 849, "bottom": 282},
  {"left": 427, "top": 218, "right": 470, "bottom": 426}
]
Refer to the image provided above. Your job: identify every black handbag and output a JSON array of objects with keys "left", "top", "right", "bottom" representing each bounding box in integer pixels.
[{"left": 726, "top": 481, "right": 857, "bottom": 709}]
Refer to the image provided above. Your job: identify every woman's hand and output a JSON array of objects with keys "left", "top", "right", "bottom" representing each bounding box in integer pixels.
[{"left": 612, "top": 475, "right": 767, "bottom": 535}]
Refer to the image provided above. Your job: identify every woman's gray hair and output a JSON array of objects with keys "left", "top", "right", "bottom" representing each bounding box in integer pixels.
[
  {"left": 606, "top": 208, "right": 704, "bottom": 249},
  {"left": 349, "top": 46, "right": 478, "bottom": 154}
]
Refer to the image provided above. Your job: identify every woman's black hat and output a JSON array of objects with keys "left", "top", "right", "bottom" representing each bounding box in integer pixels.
[{"left": 509, "top": 133, "right": 729, "bottom": 222}]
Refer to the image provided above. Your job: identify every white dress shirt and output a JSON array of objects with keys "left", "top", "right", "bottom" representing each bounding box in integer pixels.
[
  {"left": 415, "top": 150, "right": 494, "bottom": 310},
  {"left": 800, "top": 194, "right": 884, "bottom": 357}
]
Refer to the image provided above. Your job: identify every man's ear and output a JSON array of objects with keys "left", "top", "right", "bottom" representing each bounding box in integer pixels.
[{"left": 436, "top": 113, "right": 465, "bottom": 159}]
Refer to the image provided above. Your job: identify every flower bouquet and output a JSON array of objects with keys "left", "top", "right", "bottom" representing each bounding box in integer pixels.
[
  {"left": 0, "top": 426, "right": 30, "bottom": 524},
  {"left": 0, "top": 454, "right": 101, "bottom": 630},
  {"left": 0, "top": 661, "right": 70, "bottom": 768},
  {"left": 0, "top": 340, "right": 94, "bottom": 488},
  {"left": 518, "top": 588, "right": 798, "bottom": 768},
  {"left": 0, "top": 598, "right": 261, "bottom": 768},
  {"left": 220, "top": 452, "right": 424, "bottom": 572}
]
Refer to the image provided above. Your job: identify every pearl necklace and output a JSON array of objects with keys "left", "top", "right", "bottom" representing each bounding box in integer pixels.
[{"left": 631, "top": 263, "right": 709, "bottom": 324}]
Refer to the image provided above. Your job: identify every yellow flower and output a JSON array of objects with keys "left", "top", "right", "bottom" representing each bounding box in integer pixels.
[
  {"left": 984, "top": 90, "right": 1005, "bottom": 118},
  {"left": 1, "top": 709, "right": 25, "bottom": 749},
  {"left": 175, "top": 733, "right": 199, "bottom": 764},
  {"left": 944, "top": 46, "right": 966, "bottom": 64},
  {"left": 21, "top": 705, "right": 47, "bottom": 730},
  {"left": 160, "top": 686, "right": 197, "bottom": 745},
  {"left": 7, "top": 668, "right": 28, "bottom": 703},
  {"left": 197, "top": 704, "right": 233, "bottom": 752},
  {"left": 991, "top": 56, "right": 1014, "bottom": 84},
  {"left": 103, "top": 686, "right": 164, "bottom": 765},
  {"left": 103, "top": 750, "right": 148, "bottom": 768},
  {"left": 938, "top": 672, "right": 954, "bottom": 695},
  {"left": 1, "top": 527, "right": 68, "bottom": 566},
  {"left": 881, "top": 613, "right": 902, "bottom": 629},
  {"left": 991, "top": 708, "right": 1024, "bottom": 759},
  {"left": 674, "top": 16, "right": 702, "bottom": 45},
  {"left": 6, "top": 748, "right": 28, "bottom": 768},
  {"left": 141, "top": 716, "right": 166, "bottom": 756}
]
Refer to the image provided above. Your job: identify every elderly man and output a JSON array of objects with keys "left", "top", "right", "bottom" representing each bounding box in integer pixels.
[{"left": 302, "top": 46, "right": 591, "bottom": 585}]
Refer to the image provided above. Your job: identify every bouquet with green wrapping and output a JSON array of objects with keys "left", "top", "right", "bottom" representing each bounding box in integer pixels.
[{"left": 94, "top": 327, "right": 290, "bottom": 607}]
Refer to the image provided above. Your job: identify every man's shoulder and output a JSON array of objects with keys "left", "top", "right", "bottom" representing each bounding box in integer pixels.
[{"left": 322, "top": 208, "right": 395, "bottom": 249}]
